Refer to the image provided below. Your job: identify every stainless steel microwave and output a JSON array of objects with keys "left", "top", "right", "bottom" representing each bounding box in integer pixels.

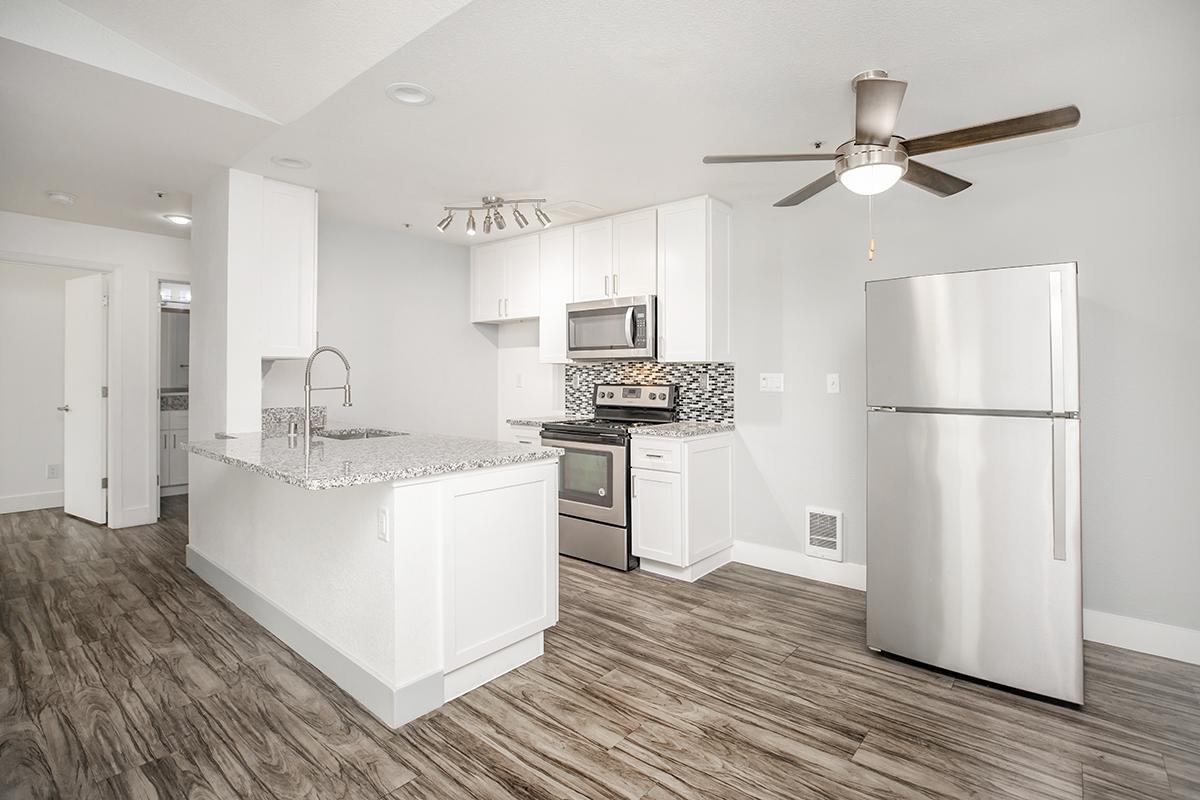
[{"left": 566, "top": 295, "right": 656, "bottom": 360}]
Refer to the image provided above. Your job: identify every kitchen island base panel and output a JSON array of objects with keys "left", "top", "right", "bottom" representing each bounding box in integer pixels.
[
  {"left": 187, "top": 455, "right": 559, "bottom": 729},
  {"left": 638, "top": 546, "right": 732, "bottom": 583}
]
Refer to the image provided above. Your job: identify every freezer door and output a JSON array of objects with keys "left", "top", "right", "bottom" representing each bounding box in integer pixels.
[
  {"left": 866, "top": 263, "right": 1078, "bottom": 413},
  {"left": 867, "top": 411, "right": 1083, "bottom": 703}
]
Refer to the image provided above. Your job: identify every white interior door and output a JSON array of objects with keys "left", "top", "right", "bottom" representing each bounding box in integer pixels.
[{"left": 63, "top": 273, "right": 107, "bottom": 523}]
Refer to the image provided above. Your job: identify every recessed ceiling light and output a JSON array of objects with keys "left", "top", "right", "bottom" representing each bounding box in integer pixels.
[
  {"left": 46, "top": 190, "right": 77, "bottom": 206},
  {"left": 271, "top": 156, "right": 311, "bottom": 169},
  {"left": 385, "top": 82, "right": 434, "bottom": 106},
  {"left": 163, "top": 214, "right": 192, "bottom": 225}
]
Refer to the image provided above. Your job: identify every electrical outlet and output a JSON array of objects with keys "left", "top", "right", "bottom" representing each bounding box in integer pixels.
[
  {"left": 759, "top": 373, "right": 784, "bottom": 393},
  {"left": 377, "top": 507, "right": 390, "bottom": 542},
  {"left": 826, "top": 373, "right": 841, "bottom": 394},
  {"left": 46, "top": 464, "right": 61, "bottom": 479},
  {"left": 572, "top": 374, "right": 583, "bottom": 389},
  {"left": 516, "top": 372, "right": 524, "bottom": 389}
]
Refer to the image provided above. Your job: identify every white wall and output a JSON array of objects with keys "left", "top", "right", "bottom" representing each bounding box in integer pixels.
[
  {"left": 0, "top": 211, "right": 189, "bottom": 526},
  {"left": 495, "top": 320, "right": 564, "bottom": 436},
  {"left": 0, "top": 262, "right": 93, "bottom": 512},
  {"left": 728, "top": 115, "right": 1200, "bottom": 633},
  {"left": 261, "top": 216, "right": 498, "bottom": 440}
]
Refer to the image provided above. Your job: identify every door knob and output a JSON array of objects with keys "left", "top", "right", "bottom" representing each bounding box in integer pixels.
[{"left": 57, "top": 405, "right": 70, "bottom": 412}]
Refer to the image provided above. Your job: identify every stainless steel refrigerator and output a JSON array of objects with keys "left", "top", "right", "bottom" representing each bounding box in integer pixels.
[{"left": 865, "top": 262, "right": 1083, "bottom": 703}]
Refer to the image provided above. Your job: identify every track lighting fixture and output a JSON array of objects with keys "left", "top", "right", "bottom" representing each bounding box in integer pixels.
[{"left": 435, "top": 196, "right": 550, "bottom": 235}]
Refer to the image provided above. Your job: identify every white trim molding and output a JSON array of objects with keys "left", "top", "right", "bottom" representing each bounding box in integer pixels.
[
  {"left": 731, "top": 540, "right": 866, "bottom": 591},
  {"left": 1083, "top": 609, "right": 1200, "bottom": 666},
  {"left": 0, "top": 491, "right": 64, "bottom": 515}
]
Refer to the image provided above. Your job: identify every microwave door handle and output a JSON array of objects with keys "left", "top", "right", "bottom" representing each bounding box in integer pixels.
[{"left": 624, "top": 307, "right": 636, "bottom": 346}]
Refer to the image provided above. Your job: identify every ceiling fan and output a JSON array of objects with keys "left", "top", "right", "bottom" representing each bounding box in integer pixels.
[{"left": 703, "top": 70, "right": 1080, "bottom": 207}]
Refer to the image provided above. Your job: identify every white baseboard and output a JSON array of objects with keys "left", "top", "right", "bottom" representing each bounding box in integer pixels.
[
  {"left": 444, "top": 632, "right": 543, "bottom": 702},
  {"left": 186, "top": 545, "right": 443, "bottom": 728},
  {"left": 731, "top": 540, "right": 866, "bottom": 591},
  {"left": 1084, "top": 609, "right": 1200, "bottom": 666},
  {"left": 0, "top": 491, "right": 64, "bottom": 515}
]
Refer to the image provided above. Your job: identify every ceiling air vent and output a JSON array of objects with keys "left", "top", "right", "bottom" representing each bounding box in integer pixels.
[
  {"left": 544, "top": 200, "right": 603, "bottom": 222},
  {"left": 805, "top": 507, "right": 843, "bottom": 562}
]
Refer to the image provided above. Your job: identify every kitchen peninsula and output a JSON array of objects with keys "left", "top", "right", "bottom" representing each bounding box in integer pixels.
[{"left": 185, "top": 429, "right": 561, "bottom": 728}]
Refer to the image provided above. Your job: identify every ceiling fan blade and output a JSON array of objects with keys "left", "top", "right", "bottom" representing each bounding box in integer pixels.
[
  {"left": 773, "top": 172, "right": 838, "bottom": 207},
  {"left": 902, "top": 160, "right": 972, "bottom": 197},
  {"left": 855, "top": 77, "right": 908, "bottom": 146},
  {"left": 903, "top": 105, "right": 1081, "bottom": 156},
  {"left": 703, "top": 153, "right": 837, "bottom": 164}
]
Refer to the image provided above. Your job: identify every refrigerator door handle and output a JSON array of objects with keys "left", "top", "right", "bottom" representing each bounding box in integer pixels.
[
  {"left": 1049, "top": 271, "right": 1065, "bottom": 415},
  {"left": 1051, "top": 417, "right": 1079, "bottom": 562}
]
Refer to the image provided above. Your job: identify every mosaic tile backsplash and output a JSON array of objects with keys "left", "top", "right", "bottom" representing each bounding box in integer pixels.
[
  {"left": 564, "top": 362, "right": 734, "bottom": 423},
  {"left": 262, "top": 406, "right": 326, "bottom": 437},
  {"left": 160, "top": 393, "right": 188, "bottom": 411}
]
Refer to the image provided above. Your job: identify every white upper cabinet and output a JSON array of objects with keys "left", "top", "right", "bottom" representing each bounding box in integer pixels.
[
  {"left": 470, "top": 237, "right": 541, "bottom": 323},
  {"left": 656, "top": 196, "right": 731, "bottom": 363},
  {"left": 260, "top": 179, "right": 318, "bottom": 359},
  {"left": 538, "top": 227, "right": 574, "bottom": 363},
  {"left": 611, "top": 208, "right": 657, "bottom": 297},
  {"left": 573, "top": 218, "right": 614, "bottom": 302}
]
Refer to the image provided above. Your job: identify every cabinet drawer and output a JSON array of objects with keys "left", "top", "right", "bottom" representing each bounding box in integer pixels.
[
  {"left": 631, "top": 438, "right": 681, "bottom": 472},
  {"left": 510, "top": 425, "right": 543, "bottom": 446}
]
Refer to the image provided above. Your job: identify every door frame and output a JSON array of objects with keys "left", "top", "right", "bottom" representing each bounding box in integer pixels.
[
  {"left": 149, "top": 271, "right": 191, "bottom": 521},
  {"left": 0, "top": 250, "right": 116, "bottom": 522}
]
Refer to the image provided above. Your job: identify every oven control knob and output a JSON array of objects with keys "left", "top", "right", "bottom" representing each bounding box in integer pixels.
[
  {"left": 606, "top": 391, "right": 614, "bottom": 398},
  {"left": 649, "top": 392, "right": 657, "bottom": 400}
]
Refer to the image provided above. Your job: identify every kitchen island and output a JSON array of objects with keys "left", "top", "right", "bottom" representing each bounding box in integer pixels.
[{"left": 185, "top": 429, "right": 561, "bottom": 728}]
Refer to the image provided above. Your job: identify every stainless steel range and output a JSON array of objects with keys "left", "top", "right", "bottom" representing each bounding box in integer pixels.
[{"left": 540, "top": 384, "right": 678, "bottom": 570}]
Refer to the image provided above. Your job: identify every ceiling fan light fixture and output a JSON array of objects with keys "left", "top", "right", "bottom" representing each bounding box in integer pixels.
[{"left": 835, "top": 144, "right": 909, "bottom": 196}]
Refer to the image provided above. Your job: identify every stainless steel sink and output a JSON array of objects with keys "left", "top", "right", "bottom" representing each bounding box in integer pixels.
[{"left": 314, "top": 428, "right": 407, "bottom": 441}]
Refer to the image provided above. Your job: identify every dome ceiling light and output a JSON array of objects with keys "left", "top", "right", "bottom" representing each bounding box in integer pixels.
[{"left": 437, "top": 196, "right": 550, "bottom": 235}]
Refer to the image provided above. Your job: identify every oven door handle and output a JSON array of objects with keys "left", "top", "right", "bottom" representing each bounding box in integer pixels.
[
  {"left": 542, "top": 433, "right": 627, "bottom": 448},
  {"left": 624, "top": 306, "right": 636, "bottom": 347}
]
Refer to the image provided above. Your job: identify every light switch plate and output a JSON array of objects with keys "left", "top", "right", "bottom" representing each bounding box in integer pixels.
[
  {"left": 759, "top": 373, "right": 784, "bottom": 393},
  {"left": 826, "top": 373, "right": 841, "bottom": 394},
  {"left": 377, "top": 507, "right": 390, "bottom": 542}
]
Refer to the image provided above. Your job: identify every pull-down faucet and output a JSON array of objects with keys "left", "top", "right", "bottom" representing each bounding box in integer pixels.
[{"left": 304, "top": 345, "right": 352, "bottom": 454}]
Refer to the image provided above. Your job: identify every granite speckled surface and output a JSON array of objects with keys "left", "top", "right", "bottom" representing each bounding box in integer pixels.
[
  {"left": 505, "top": 414, "right": 587, "bottom": 428},
  {"left": 631, "top": 421, "right": 735, "bottom": 439},
  {"left": 185, "top": 430, "right": 562, "bottom": 490},
  {"left": 262, "top": 406, "right": 326, "bottom": 436}
]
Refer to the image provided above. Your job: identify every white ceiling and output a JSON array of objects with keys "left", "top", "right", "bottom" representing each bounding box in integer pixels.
[
  {"left": 3, "top": 0, "right": 1199, "bottom": 242},
  {"left": 57, "top": 0, "right": 473, "bottom": 123},
  {"left": 236, "top": 0, "right": 1200, "bottom": 244}
]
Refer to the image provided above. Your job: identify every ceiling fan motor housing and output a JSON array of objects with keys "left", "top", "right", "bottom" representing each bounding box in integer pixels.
[{"left": 834, "top": 137, "right": 909, "bottom": 181}]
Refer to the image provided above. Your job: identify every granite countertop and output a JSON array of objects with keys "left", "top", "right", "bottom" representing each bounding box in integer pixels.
[
  {"left": 632, "top": 421, "right": 736, "bottom": 439},
  {"left": 506, "top": 414, "right": 588, "bottom": 427},
  {"left": 185, "top": 429, "right": 562, "bottom": 490}
]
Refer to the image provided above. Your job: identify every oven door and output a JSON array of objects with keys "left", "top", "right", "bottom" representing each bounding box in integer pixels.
[
  {"left": 566, "top": 296, "right": 655, "bottom": 360},
  {"left": 540, "top": 432, "right": 628, "bottom": 527}
]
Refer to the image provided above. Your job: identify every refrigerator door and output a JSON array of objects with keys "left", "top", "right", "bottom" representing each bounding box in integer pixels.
[
  {"left": 866, "top": 263, "right": 1078, "bottom": 414},
  {"left": 866, "top": 410, "right": 1083, "bottom": 702}
]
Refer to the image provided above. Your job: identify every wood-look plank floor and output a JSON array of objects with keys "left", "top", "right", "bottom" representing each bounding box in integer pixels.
[{"left": 2, "top": 498, "right": 1198, "bottom": 799}]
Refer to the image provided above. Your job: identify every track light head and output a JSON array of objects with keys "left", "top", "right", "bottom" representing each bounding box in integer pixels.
[
  {"left": 493, "top": 209, "right": 506, "bottom": 230},
  {"left": 513, "top": 206, "right": 528, "bottom": 229},
  {"left": 535, "top": 205, "right": 551, "bottom": 227},
  {"left": 435, "top": 210, "right": 454, "bottom": 232},
  {"left": 483, "top": 209, "right": 493, "bottom": 234},
  {"left": 466, "top": 211, "right": 476, "bottom": 236}
]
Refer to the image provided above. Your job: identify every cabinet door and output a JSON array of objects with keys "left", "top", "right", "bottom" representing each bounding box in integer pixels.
[
  {"left": 656, "top": 197, "right": 709, "bottom": 362},
  {"left": 631, "top": 468, "right": 683, "bottom": 566},
  {"left": 504, "top": 236, "right": 541, "bottom": 320},
  {"left": 573, "top": 218, "right": 614, "bottom": 301},
  {"left": 612, "top": 208, "right": 657, "bottom": 297},
  {"left": 538, "top": 228, "right": 574, "bottom": 363},
  {"left": 169, "top": 431, "right": 189, "bottom": 486},
  {"left": 471, "top": 242, "right": 507, "bottom": 323},
  {"left": 261, "top": 179, "right": 318, "bottom": 358}
]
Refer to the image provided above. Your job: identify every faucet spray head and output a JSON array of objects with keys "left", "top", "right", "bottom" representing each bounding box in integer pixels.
[{"left": 343, "top": 383, "right": 353, "bottom": 407}]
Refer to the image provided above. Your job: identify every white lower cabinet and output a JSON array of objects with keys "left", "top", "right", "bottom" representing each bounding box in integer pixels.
[
  {"left": 630, "top": 432, "right": 733, "bottom": 581},
  {"left": 509, "top": 425, "right": 543, "bottom": 445},
  {"left": 160, "top": 409, "right": 189, "bottom": 492}
]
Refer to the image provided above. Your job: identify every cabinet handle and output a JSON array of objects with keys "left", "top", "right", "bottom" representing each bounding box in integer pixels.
[
  {"left": 504, "top": 298, "right": 509, "bottom": 317},
  {"left": 613, "top": 273, "right": 619, "bottom": 296},
  {"left": 631, "top": 475, "right": 637, "bottom": 497},
  {"left": 163, "top": 434, "right": 167, "bottom": 449},
  {"left": 646, "top": 452, "right": 664, "bottom": 460},
  {"left": 172, "top": 434, "right": 177, "bottom": 449},
  {"left": 498, "top": 298, "right": 502, "bottom": 318},
  {"left": 604, "top": 275, "right": 610, "bottom": 296}
]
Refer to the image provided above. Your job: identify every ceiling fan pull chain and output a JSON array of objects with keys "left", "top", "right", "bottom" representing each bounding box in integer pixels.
[{"left": 867, "top": 194, "right": 876, "bottom": 262}]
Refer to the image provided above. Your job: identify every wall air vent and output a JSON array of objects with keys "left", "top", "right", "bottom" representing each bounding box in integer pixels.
[{"left": 805, "top": 507, "right": 843, "bottom": 562}]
